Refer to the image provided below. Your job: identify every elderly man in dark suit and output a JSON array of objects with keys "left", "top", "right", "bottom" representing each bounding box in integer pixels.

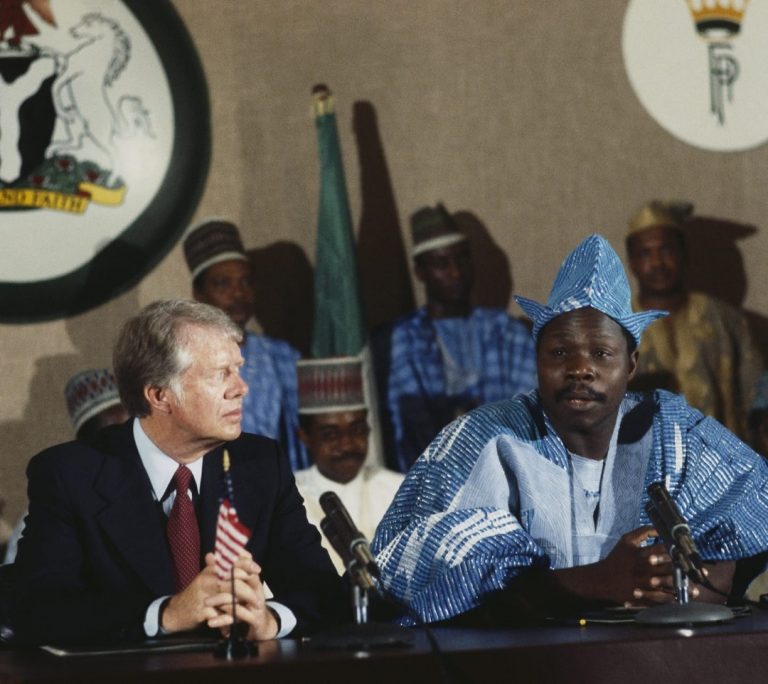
[{"left": 12, "top": 299, "right": 345, "bottom": 645}]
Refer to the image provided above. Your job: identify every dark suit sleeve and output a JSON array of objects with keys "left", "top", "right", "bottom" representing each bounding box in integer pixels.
[
  {"left": 253, "top": 441, "right": 349, "bottom": 635},
  {"left": 11, "top": 449, "right": 152, "bottom": 645}
]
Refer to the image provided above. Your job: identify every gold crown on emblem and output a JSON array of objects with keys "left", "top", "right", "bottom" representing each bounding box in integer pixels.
[{"left": 686, "top": 0, "right": 749, "bottom": 40}]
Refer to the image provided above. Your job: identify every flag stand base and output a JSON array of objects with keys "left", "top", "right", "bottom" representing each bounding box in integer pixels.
[{"left": 214, "top": 623, "right": 257, "bottom": 660}]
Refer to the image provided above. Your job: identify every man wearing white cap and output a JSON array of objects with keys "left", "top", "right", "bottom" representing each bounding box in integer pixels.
[
  {"left": 375, "top": 203, "right": 536, "bottom": 473},
  {"left": 372, "top": 234, "right": 768, "bottom": 626},
  {"left": 293, "top": 357, "right": 404, "bottom": 575},
  {"left": 63, "top": 368, "right": 131, "bottom": 445},
  {"left": 183, "top": 218, "right": 307, "bottom": 471}
]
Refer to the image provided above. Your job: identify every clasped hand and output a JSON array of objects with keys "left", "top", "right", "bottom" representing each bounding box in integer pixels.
[{"left": 160, "top": 551, "right": 278, "bottom": 640}]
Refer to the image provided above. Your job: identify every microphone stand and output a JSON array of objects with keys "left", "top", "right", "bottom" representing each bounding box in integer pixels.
[
  {"left": 635, "top": 566, "right": 733, "bottom": 625},
  {"left": 635, "top": 551, "right": 734, "bottom": 626},
  {"left": 636, "top": 484, "right": 734, "bottom": 626},
  {"left": 352, "top": 582, "right": 369, "bottom": 626},
  {"left": 312, "top": 560, "right": 414, "bottom": 650},
  {"left": 312, "top": 512, "right": 412, "bottom": 650}
]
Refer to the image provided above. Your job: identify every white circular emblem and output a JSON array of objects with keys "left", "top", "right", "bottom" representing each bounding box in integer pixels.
[
  {"left": 0, "top": 0, "right": 209, "bottom": 322},
  {"left": 623, "top": 0, "right": 768, "bottom": 152}
]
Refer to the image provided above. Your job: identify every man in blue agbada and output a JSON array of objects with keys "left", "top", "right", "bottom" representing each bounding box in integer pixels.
[
  {"left": 373, "top": 203, "right": 537, "bottom": 473},
  {"left": 372, "top": 234, "right": 768, "bottom": 624}
]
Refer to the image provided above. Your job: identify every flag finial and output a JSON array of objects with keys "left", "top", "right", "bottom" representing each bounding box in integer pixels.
[{"left": 311, "top": 83, "right": 334, "bottom": 117}]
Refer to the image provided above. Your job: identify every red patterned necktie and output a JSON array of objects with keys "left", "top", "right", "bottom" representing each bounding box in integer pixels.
[{"left": 166, "top": 465, "right": 201, "bottom": 591}]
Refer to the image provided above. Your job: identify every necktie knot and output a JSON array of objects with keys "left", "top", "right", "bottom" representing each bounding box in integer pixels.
[{"left": 174, "top": 464, "right": 193, "bottom": 494}]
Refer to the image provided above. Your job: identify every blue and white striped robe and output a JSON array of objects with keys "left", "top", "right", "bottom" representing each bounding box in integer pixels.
[
  {"left": 240, "top": 331, "right": 308, "bottom": 471},
  {"left": 372, "top": 389, "right": 768, "bottom": 623},
  {"left": 381, "top": 307, "right": 537, "bottom": 472}
]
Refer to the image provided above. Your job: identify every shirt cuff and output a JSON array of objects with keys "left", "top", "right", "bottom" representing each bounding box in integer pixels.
[
  {"left": 266, "top": 600, "right": 296, "bottom": 638},
  {"left": 144, "top": 596, "right": 171, "bottom": 637}
]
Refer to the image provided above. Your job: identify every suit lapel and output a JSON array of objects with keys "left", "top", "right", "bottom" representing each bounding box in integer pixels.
[
  {"left": 200, "top": 448, "right": 222, "bottom": 555},
  {"left": 93, "top": 422, "right": 176, "bottom": 596}
]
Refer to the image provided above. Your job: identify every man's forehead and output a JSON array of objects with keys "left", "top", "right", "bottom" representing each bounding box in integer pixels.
[
  {"left": 310, "top": 409, "right": 368, "bottom": 427},
  {"left": 629, "top": 225, "right": 681, "bottom": 249},
  {"left": 540, "top": 308, "right": 627, "bottom": 340},
  {"left": 200, "top": 258, "right": 253, "bottom": 281},
  {"left": 422, "top": 240, "right": 470, "bottom": 260},
  {"left": 181, "top": 324, "right": 240, "bottom": 356},
  {"left": 183, "top": 350, "right": 243, "bottom": 380}
]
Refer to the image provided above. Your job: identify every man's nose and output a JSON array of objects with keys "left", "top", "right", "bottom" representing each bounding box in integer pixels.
[
  {"left": 565, "top": 356, "right": 595, "bottom": 381},
  {"left": 229, "top": 372, "right": 248, "bottom": 398},
  {"left": 445, "top": 258, "right": 463, "bottom": 280},
  {"left": 230, "top": 279, "right": 247, "bottom": 300},
  {"left": 647, "top": 249, "right": 664, "bottom": 269},
  {"left": 337, "top": 430, "right": 357, "bottom": 451}
]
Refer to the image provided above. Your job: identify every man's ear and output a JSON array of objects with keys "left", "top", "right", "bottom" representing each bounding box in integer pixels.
[
  {"left": 144, "top": 385, "right": 173, "bottom": 414},
  {"left": 627, "top": 348, "right": 640, "bottom": 381},
  {"left": 297, "top": 426, "right": 310, "bottom": 447}
]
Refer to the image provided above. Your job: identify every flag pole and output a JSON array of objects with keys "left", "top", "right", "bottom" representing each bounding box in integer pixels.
[
  {"left": 214, "top": 449, "right": 255, "bottom": 659},
  {"left": 310, "top": 83, "right": 365, "bottom": 358},
  {"left": 309, "top": 84, "right": 386, "bottom": 470}
]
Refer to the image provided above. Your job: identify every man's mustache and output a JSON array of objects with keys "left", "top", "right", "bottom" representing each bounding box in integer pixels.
[
  {"left": 330, "top": 452, "right": 365, "bottom": 462},
  {"left": 555, "top": 385, "right": 607, "bottom": 403},
  {"left": 228, "top": 302, "right": 251, "bottom": 313}
]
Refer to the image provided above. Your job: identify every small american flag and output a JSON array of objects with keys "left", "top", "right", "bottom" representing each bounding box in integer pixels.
[{"left": 214, "top": 449, "right": 252, "bottom": 580}]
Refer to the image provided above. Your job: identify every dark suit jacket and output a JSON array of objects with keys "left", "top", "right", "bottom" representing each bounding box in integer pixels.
[{"left": 12, "top": 421, "right": 347, "bottom": 645}]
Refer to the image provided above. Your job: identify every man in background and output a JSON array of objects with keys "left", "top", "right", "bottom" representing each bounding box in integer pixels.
[
  {"left": 626, "top": 200, "right": 763, "bottom": 440},
  {"left": 293, "top": 356, "right": 403, "bottom": 574},
  {"left": 374, "top": 203, "right": 536, "bottom": 472},
  {"left": 184, "top": 218, "right": 307, "bottom": 470},
  {"left": 3, "top": 368, "right": 130, "bottom": 564}
]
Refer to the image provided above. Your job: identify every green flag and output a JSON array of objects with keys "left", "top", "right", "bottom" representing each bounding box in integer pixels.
[{"left": 310, "top": 84, "right": 365, "bottom": 358}]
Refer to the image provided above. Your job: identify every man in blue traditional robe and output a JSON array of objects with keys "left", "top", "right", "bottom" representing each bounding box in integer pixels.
[
  {"left": 372, "top": 234, "right": 768, "bottom": 625},
  {"left": 373, "top": 203, "right": 537, "bottom": 473},
  {"left": 184, "top": 219, "right": 308, "bottom": 471}
]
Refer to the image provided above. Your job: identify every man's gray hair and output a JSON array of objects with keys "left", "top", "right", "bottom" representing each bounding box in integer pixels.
[{"left": 113, "top": 299, "right": 242, "bottom": 417}]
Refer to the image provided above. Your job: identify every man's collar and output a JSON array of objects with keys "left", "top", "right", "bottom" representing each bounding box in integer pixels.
[{"left": 133, "top": 418, "right": 204, "bottom": 501}]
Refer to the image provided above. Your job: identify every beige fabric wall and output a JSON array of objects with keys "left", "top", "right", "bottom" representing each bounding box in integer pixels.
[{"left": 1, "top": 0, "right": 767, "bottom": 523}]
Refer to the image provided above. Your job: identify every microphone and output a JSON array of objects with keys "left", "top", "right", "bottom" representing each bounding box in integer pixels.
[
  {"left": 319, "top": 491, "right": 380, "bottom": 583},
  {"left": 645, "top": 482, "right": 705, "bottom": 584},
  {"left": 320, "top": 516, "right": 352, "bottom": 566}
]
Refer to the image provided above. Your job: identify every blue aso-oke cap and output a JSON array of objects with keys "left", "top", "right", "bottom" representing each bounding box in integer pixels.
[{"left": 514, "top": 234, "right": 667, "bottom": 346}]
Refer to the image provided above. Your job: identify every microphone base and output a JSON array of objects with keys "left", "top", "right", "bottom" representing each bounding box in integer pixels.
[
  {"left": 635, "top": 602, "right": 734, "bottom": 626},
  {"left": 310, "top": 621, "right": 414, "bottom": 651}
]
